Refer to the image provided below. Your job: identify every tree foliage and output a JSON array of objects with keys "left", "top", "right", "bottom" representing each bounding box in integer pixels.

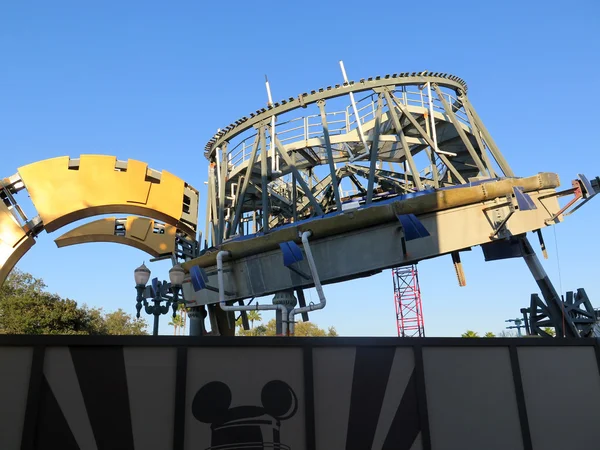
[
  {"left": 237, "top": 318, "right": 338, "bottom": 337},
  {"left": 542, "top": 327, "right": 556, "bottom": 337},
  {"left": 461, "top": 330, "right": 479, "bottom": 338},
  {"left": 484, "top": 331, "right": 496, "bottom": 338},
  {"left": 0, "top": 269, "right": 147, "bottom": 335}
]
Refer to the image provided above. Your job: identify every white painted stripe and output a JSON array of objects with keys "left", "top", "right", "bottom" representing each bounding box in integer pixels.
[
  {"left": 371, "top": 347, "right": 415, "bottom": 450},
  {"left": 44, "top": 347, "right": 97, "bottom": 450}
]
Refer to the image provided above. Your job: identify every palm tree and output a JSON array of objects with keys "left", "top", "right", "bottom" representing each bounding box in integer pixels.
[
  {"left": 484, "top": 331, "right": 496, "bottom": 338},
  {"left": 247, "top": 310, "right": 262, "bottom": 329},
  {"left": 461, "top": 330, "right": 479, "bottom": 338},
  {"left": 169, "top": 314, "right": 185, "bottom": 335}
]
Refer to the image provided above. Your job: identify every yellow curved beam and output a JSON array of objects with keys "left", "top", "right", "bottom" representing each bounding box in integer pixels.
[
  {"left": 17, "top": 155, "right": 198, "bottom": 236},
  {"left": 55, "top": 217, "right": 177, "bottom": 257},
  {"left": 0, "top": 202, "right": 35, "bottom": 284}
]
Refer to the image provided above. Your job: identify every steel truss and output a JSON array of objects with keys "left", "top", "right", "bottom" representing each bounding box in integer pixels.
[
  {"left": 392, "top": 265, "right": 425, "bottom": 337},
  {"left": 202, "top": 72, "right": 514, "bottom": 248}
]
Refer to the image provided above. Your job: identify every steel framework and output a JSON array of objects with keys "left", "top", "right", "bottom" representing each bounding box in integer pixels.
[
  {"left": 202, "top": 72, "right": 513, "bottom": 246},
  {"left": 393, "top": 265, "right": 425, "bottom": 337}
]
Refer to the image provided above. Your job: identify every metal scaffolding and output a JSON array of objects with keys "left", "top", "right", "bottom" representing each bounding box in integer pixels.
[{"left": 393, "top": 265, "right": 425, "bottom": 337}]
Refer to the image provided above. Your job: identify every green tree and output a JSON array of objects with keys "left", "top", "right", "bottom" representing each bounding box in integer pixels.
[
  {"left": 169, "top": 314, "right": 185, "bottom": 336},
  {"left": 0, "top": 269, "right": 147, "bottom": 335},
  {"left": 542, "top": 327, "right": 556, "bottom": 337},
  {"left": 461, "top": 330, "right": 479, "bottom": 338},
  {"left": 237, "top": 318, "right": 338, "bottom": 337},
  {"left": 484, "top": 331, "right": 496, "bottom": 338},
  {"left": 104, "top": 309, "right": 147, "bottom": 335},
  {"left": 247, "top": 310, "right": 262, "bottom": 329}
]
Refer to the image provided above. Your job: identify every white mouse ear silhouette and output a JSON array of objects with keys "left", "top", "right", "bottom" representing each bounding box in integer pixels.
[
  {"left": 261, "top": 380, "right": 298, "bottom": 420},
  {"left": 192, "top": 381, "right": 232, "bottom": 423}
]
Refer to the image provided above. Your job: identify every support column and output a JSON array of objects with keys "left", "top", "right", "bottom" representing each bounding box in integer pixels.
[
  {"left": 188, "top": 306, "right": 207, "bottom": 337},
  {"left": 519, "top": 237, "right": 578, "bottom": 338}
]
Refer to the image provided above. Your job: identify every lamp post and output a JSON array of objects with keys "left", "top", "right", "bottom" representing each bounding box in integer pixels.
[{"left": 134, "top": 263, "right": 186, "bottom": 336}]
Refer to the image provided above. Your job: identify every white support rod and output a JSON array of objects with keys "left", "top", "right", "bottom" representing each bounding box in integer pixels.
[
  {"left": 288, "top": 231, "right": 327, "bottom": 335},
  {"left": 339, "top": 61, "right": 369, "bottom": 154},
  {"left": 216, "top": 250, "right": 288, "bottom": 335},
  {"left": 265, "top": 76, "right": 279, "bottom": 173},
  {"left": 426, "top": 82, "right": 441, "bottom": 157}
]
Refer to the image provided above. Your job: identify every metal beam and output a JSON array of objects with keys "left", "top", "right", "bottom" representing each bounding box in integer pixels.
[
  {"left": 270, "top": 130, "right": 325, "bottom": 216},
  {"left": 458, "top": 94, "right": 514, "bottom": 177},
  {"left": 231, "top": 133, "right": 261, "bottom": 235},
  {"left": 433, "top": 84, "right": 487, "bottom": 175},
  {"left": 317, "top": 100, "right": 342, "bottom": 211},
  {"left": 388, "top": 93, "right": 466, "bottom": 184},
  {"left": 208, "top": 167, "right": 218, "bottom": 245},
  {"left": 383, "top": 90, "right": 423, "bottom": 191},
  {"left": 260, "top": 126, "right": 270, "bottom": 233},
  {"left": 460, "top": 95, "right": 496, "bottom": 178},
  {"left": 366, "top": 94, "right": 384, "bottom": 204},
  {"left": 218, "top": 144, "right": 228, "bottom": 244}
]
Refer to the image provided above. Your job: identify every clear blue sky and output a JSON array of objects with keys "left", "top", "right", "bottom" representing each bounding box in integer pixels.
[{"left": 1, "top": 1, "right": 599, "bottom": 336}]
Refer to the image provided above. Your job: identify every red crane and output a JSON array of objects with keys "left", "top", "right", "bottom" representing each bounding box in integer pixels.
[{"left": 392, "top": 265, "right": 425, "bottom": 337}]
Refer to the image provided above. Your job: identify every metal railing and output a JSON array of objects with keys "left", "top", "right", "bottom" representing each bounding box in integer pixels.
[{"left": 225, "top": 87, "right": 469, "bottom": 171}]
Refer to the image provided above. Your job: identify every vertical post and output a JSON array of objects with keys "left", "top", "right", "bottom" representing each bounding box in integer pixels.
[
  {"left": 204, "top": 165, "right": 212, "bottom": 248},
  {"left": 366, "top": 94, "right": 383, "bottom": 204},
  {"left": 259, "top": 125, "right": 270, "bottom": 233},
  {"left": 317, "top": 100, "right": 342, "bottom": 211},
  {"left": 218, "top": 144, "right": 228, "bottom": 244},
  {"left": 423, "top": 109, "right": 439, "bottom": 188},
  {"left": 152, "top": 299, "right": 160, "bottom": 336},
  {"left": 231, "top": 132, "right": 261, "bottom": 234},
  {"left": 382, "top": 89, "right": 423, "bottom": 191}
]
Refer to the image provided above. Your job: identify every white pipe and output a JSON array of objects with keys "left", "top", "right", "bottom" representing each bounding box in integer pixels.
[
  {"left": 288, "top": 231, "right": 327, "bottom": 335},
  {"left": 216, "top": 250, "right": 288, "bottom": 335},
  {"left": 339, "top": 61, "right": 369, "bottom": 155}
]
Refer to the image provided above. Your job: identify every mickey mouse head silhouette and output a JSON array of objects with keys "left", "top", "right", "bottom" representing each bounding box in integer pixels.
[{"left": 192, "top": 380, "right": 298, "bottom": 450}]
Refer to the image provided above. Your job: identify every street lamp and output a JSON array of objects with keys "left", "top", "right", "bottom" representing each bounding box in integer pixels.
[{"left": 134, "top": 262, "right": 185, "bottom": 336}]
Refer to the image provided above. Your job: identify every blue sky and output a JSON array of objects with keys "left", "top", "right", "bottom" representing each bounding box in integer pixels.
[{"left": 1, "top": 1, "right": 599, "bottom": 336}]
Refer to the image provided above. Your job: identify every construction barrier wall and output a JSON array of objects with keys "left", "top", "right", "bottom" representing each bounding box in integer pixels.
[{"left": 1, "top": 336, "right": 599, "bottom": 450}]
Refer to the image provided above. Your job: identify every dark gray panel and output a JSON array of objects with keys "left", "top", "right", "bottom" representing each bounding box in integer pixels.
[
  {"left": 0, "top": 347, "right": 33, "bottom": 450},
  {"left": 124, "top": 347, "right": 177, "bottom": 450},
  {"left": 518, "top": 346, "right": 600, "bottom": 450},
  {"left": 185, "top": 348, "right": 305, "bottom": 450},
  {"left": 423, "top": 347, "right": 523, "bottom": 450},
  {"left": 313, "top": 347, "right": 355, "bottom": 450},
  {"left": 44, "top": 347, "right": 96, "bottom": 450}
]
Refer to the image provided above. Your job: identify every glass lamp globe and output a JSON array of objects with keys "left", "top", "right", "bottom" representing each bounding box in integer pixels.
[
  {"left": 169, "top": 264, "right": 185, "bottom": 287},
  {"left": 134, "top": 263, "right": 151, "bottom": 286}
]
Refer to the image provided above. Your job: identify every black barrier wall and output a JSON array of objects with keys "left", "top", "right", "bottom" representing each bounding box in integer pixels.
[{"left": 1, "top": 336, "right": 599, "bottom": 450}]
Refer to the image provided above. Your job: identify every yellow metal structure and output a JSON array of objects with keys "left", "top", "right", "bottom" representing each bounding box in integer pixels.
[
  {"left": 55, "top": 217, "right": 177, "bottom": 257},
  {"left": 0, "top": 202, "right": 35, "bottom": 284},
  {"left": 0, "top": 154, "right": 200, "bottom": 285},
  {"left": 17, "top": 155, "right": 198, "bottom": 236}
]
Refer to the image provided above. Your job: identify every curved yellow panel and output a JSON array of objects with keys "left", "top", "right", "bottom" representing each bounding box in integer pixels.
[
  {"left": 0, "top": 202, "right": 35, "bottom": 284},
  {"left": 54, "top": 217, "right": 177, "bottom": 257},
  {"left": 17, "top": 155, "right": 197, "bottom": 236}
]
